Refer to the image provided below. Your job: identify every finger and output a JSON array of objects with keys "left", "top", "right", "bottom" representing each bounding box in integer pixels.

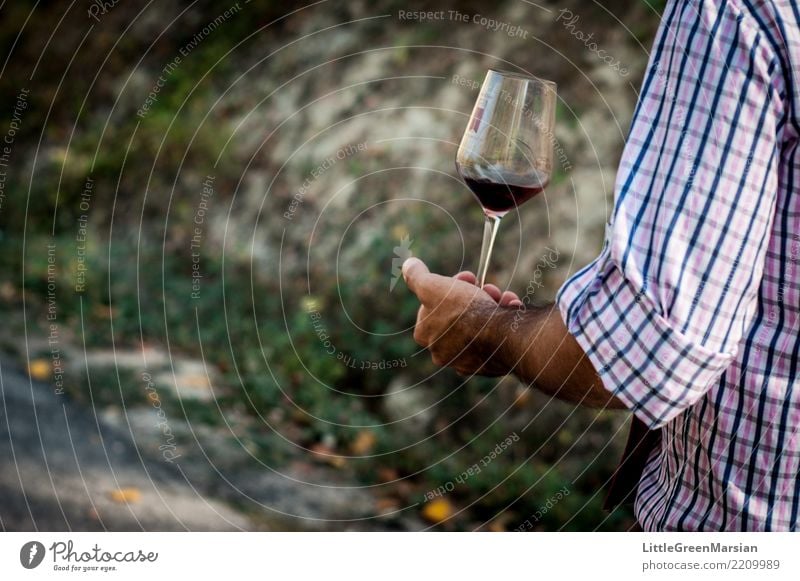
[
  {"left": 499, "top": 291, "right": 521, "bottom": 307},
  {"left": 454, "top": 271, "right": 477, "bottom": 285},
  {"left": 404, "top": 258, "right": 478, "bottom": 305},
  {"left": 483, "top": 283, "right": 502, "bottom": 302},
  {"left": 402, "top": 257, "right": 431, "bottom": 298},
  {"left": 508, "top": 299, "right": 523, "bottom": 308}
]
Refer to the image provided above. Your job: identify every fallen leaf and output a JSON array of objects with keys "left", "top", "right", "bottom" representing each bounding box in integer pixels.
[
  {"left": 309, "top": 443, "right": 346, "bottom": 468},
  {"left": 513, "top": 386, "right": 532, "bottom": 408},
  {"left": 0, "top": 281, "right": 16, "bottom": 301},
  {"left": 488, "top": 522, "right": 504, "bottom": 532},
  {"left": 376, "top": 497, "right": 400, "bottom": 514},
  {"left": 349, "top": 430, "right": 376, "bottom": 455},
  {"left": 421, "top": 498, "right": 455, "bottom": 523},
  {"left": 377, "top": 467, "right": 399, "bottom": 483},
  {"left": 27, "top": 359, "right": 50, "bottom": 381},
  {"left": 393, "top": 479, "right": 417, "bottom": 500},
  {"left": 110, "top": 488, "right": 141, "bottom": 504},
  {"left": 291, "top": 409, "right": 313, "bottom": 425},
  {"left": 92, "top": 304, "right": 116, "bottom": 319}
]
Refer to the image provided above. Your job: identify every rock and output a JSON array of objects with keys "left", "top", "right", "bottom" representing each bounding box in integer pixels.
[
  {"left": 383, "top": 375, "right": 437, "bottom": 434},
  {"left": 153, "top": 360, "right": 221, "bottom": 401},
  {"left": 80, "top": 347, "right": 168, "bottom": 370}
]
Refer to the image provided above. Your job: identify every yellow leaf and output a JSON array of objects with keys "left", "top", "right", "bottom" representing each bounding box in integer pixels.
[
  {"left": 513, "top": 386, "right": 532, "bottom": 408},
  {"left": 27, "top": 359, "right": 50, "bottom": 381},
  {"left": 310, "top": 443, "right": 346, "bottom": 468},
  {"left": 110, "top": 488, "right": 141, "bottom": 504},
  {"left": 488, "top": 514, "right": 512, "bottom": 532},
  {"left": 300, "top": 296, "right": 320, "bottom": 312},
  {"left": 349, "top": 430, "right": 376, "bottom": 455},
  {"left": 421, "top": 498, "right": 454, "bottom": 523}
]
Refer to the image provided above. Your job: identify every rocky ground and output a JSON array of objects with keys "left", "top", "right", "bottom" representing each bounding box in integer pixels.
[
  {"left": 0, "top": 302, "right": 426, "bottom": 531},
  {"left": 0, "top": 349, "right": 427, "bottom": 531}
]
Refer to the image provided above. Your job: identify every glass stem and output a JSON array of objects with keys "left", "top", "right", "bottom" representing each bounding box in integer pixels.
[{"left": 477, "top": 214, "right": 502, "bottom": 288}]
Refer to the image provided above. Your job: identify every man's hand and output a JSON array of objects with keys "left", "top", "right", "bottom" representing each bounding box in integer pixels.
[
  {"left": 402, "top": 257, "right": 517, "bottom": 376},
  {"left": 452, "top": 270, "right": 523, "bottom": 308},
  {"left": 403, "top": 257, "right": 625, "bottom": 409}
]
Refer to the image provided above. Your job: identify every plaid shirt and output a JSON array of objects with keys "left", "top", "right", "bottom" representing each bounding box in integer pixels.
[{"left": 557, "top": 0, "right": 800, "bottom": 531}]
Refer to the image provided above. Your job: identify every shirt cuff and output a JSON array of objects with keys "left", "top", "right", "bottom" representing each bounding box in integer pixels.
[{"left": 556, "top": 251, "right": 734, "bottom": 429}]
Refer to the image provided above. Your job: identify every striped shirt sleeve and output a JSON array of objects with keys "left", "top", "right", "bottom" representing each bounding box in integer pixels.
[{"left": 556, "top": 0, "right": 784, "bottom": 429}]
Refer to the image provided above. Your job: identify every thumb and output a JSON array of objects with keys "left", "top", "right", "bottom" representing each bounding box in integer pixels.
[{"left": 402, "top": 257, "right": 430, "bottom": 298}]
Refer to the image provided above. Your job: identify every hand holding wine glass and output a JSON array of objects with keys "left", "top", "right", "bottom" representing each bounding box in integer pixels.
[{"left": 456, "top": 69, "right": 556, "bottom": 288}]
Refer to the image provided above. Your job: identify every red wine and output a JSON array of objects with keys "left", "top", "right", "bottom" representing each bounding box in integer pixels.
[{"left": 462, "top": 176, "right": 547, "bottom": 214}]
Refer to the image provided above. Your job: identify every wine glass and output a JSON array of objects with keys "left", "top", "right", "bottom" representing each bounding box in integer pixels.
[{"left": 456, "top": 68, "right": 556, "bottom": 287}]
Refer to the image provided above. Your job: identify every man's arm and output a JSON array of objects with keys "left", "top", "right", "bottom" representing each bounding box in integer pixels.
[
  {"left": 403, "top": 257, "right": 626, "bottom": 409},
  {"left": 486, "top": 304, "right": 626, "bottom": 409}
]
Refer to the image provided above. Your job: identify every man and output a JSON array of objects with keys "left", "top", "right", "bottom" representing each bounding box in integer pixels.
[{"left": 404, "top": 0, "right": 800, "bottom": 531}]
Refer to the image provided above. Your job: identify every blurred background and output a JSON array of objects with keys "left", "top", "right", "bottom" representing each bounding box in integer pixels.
[{"left": 0, "top": 0, "right": 662, "bottom": 531}]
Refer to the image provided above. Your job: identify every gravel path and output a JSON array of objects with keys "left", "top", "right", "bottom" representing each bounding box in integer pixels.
[
  {"left": 0, "top": 358, "right": 252, "bottom": 531},
  {"left": 0, "top": 355, "right": 409, "bottom": 531}
]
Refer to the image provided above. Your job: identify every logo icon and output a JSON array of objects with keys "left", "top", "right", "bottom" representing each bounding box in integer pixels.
[
  {"left": 20, "top": 541, "right": 45, "bottom": 569},
  {"left": 390, "top": 234, "right": 413, "bottom": 292}
]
